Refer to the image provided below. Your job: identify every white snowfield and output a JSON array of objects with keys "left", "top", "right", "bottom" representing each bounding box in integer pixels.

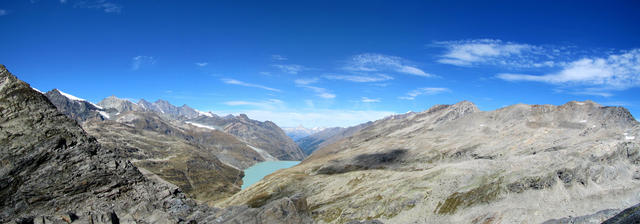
[
  {"left": 98, "top": 111, "right": 110, "bottom": 119},
  {"left": 185, "top": 121, "right": 216, "bottom": 130},
  {"left": 196, "top": 109, "right": 214, "bottom": 117}
]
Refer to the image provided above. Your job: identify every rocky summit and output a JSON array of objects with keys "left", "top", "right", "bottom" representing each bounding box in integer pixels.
[{"left": 222, "top": 100, "right": 640, "bottom": 223}]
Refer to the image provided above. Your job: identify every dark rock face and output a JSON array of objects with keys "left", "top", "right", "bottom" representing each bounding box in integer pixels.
[
  {"left": 316, "top": 149, "right": 407, "bottom": 174},
  {"left": 44, "top": 89, "right": 106, "bottom": 122},
  {"left": 602, "top": 203, "right": 640, "bottom": 224},
  {"left": 0, "top": 65, "right": 312, "bottom": 223}
]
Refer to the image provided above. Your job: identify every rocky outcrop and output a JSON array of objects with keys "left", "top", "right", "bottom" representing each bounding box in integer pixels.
[
  {"left": 222, "top": 100, "right": 640, "bottom": 223},
  {"left": 0, "top": 65, "right": 312, "bottom": 223}
]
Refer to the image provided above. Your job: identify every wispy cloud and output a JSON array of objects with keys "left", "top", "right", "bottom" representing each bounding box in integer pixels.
[
  {"left": 273, "top": 64, "right": 308, "bottom": 74},
  {"left": 294, "top": 78, "right": 319, "bottom": 85},
  {"left": 497, "top": 49, "right": 640, "bottom": 94},
  {"left": 0, "top": 9, "right": 8, "bottom": 16},
  {"left": 224, "top": 99, "right": 284, "bottom": 109},
  {"left": 131, "top": 56, "right": 155, "bottom": 70},
  {"left": 297, "top": 85, "right": 335, "bottom": 99},
  {"left": 222, "top": 79, "right": 281, "bottom": 92},
  {"left": 434, "top": 39, "right": 564, "bottom": 68},
  {"left": 74, "top": 0, "right": 122, "bottom": 13},
  {"left": 195, "top": 62, "right": 208, "bottom": 67},
  {"left": 271, "top": 55, "right": 288, "bottom": 61},
  {"left": 399, "top": 87, "right": 450, "bottom": 100},
  {"left": 345, "top": 53, "right": 434, "bottom": 77},
  {"left": 361, "top": 97, "right": 380, "bottom": 103},
  {"left": 324, "top": 73, "right": 393, "bottom": 82}
]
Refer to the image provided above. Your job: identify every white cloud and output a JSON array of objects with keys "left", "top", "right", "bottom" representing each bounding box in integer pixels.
[
  {"left": 399, "top": 87, "right": 450, "bottom": 100},
  {"left": 497, "top": 49, "right": 640, "bottom": 92},
  {"left": 0, "top": 9, "right": 8, "bottom": 16},
  {"left": 273, "top": 64, "right": 307, "bottom": 74},
  {"left": 131, "top": 56, "right": 155, "bottom": 70},
  {"left": 222, "top": 79, "right": 281, "bottom": 92},
  {"left": 324, "top": 73, "right": 393, "bottom": 82},
  {"left": 294, "top": 78, "right": 319, "bottom": 85},
  {"left": 435, "top": 39, "right": 557, "bottom": 68},
  {"left": 195, "top": 62, "right": 208, "bottom": 67},
  {"left": 361, "top": 97, "right": 380, "bottom": 103},
  {"left": 318, "top": 92, "right": 336, "bottom": 99},
  {"left": 74, "top": 0, "right": 122, "bottom": 13},
  {"left": 345, "top": 53, "right": 434, "bottom": 77},
  {"left": 212, "top": 109, "right": 396, "bottom": 127},
  {"left": 271, "top": 55, "right": 288, "bottom": 61}
]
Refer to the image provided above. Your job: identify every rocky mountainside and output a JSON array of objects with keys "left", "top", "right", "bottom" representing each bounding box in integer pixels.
[
  {"left": 1, "top": 64, "right": 313, "bottom": 223},
  {"left": 189, "top": 114, "right": 305, "bottom": 160},
  {"left": 82, "top": 111, "right": 255, "bottom": 202},
  {"left": 96, "top": 95, "right": 304, "bottom": 161},
  {"left": 296, "top": 121, "right": 374, "bottom": 156},
  {"left": 44, "top": 89, "right": 108, "bottom": 122},
  {"left": 222, "top": 100, "right": 640, "bottom": 223}
]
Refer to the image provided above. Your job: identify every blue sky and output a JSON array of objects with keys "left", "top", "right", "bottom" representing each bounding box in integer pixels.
[{"left": 1, "top": 0, "right": 639, "bottom": 127}]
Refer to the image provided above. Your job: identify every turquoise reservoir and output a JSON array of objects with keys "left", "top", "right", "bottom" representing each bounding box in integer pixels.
[{"left": 241, "top": 161, "right": 300, "bottom": 189}]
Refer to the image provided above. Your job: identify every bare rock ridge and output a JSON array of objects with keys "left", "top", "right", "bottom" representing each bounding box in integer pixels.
[
  {"left": 0, "top": 65, "right": 312, "bottom": 223},
  {"left": 223, "top": 99, "right": 640, "bottom": 223}
]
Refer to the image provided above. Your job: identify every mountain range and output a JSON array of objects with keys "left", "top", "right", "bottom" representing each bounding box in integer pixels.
[
  {"left": 283, "top": 126, "right": 328, "bottom": 141},
  {"left": 3, "top": 63, "right": 640, "bottom": 223}
]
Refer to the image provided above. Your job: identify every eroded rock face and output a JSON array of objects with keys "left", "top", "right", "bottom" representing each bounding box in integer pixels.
[
  {"left": 222, "top": 100, "right": 640, "bottom": 223},
  {"left": 0, "top": 65, "right": 311, "bottom": 223},
  {"left": 189, "top": 114, "right": 305, "bottom": 161}
]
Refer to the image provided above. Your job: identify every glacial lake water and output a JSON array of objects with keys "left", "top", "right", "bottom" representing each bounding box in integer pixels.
[{"left": 241, "top": 161, "right": 300, "bottom": 189}]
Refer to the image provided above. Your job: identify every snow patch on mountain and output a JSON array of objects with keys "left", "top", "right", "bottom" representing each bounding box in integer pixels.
[
  {"left": 247, "top": 145, "right": 277, "bottom": 161},
  {"left": 186, "top": 121, "right": 216, "bottom": 130}
]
